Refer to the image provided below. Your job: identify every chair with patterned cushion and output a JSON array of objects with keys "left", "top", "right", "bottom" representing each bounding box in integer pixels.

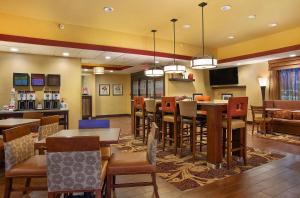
[
  {"left": 46, "top": 136, "right": 107, "bottom": 198},
  {"left": 106, "top": 123, "right": 159, "bottom": 198},
  {"left": 251, "top": 106, "right": 272, "bottom": 135},
  {"left": 23, "top": 112, "right": 43, "bottom": 134},
  {"left": 145, "top": 99, "right": 159, "bottom": 144},
  {"left": 134, "top": 96, "right": 147, "bottom": 143},
  {"left": 222, "top": 97, "right": 248, "bottom": 169},
  {"left": 78, "top": 119, "right": 111, "bottom": 160},
  {"left": 3, "top": 124, "right": 47, "bottom": 198},
  {"left": 38, "top": 115, "right": 60, "bottom": 141}
]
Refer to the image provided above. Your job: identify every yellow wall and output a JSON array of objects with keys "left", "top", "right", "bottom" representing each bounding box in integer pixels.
[
  {"left": 0, "top": 52, "right": 82, "bottom": 128},
  {"left": 95, "top": 74, "right": 131, "bottom": 116}
]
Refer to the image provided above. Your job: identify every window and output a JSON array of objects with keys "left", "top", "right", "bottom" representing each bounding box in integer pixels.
[{"left": 279, "top": 68, "right": 300, "bottom": 100}]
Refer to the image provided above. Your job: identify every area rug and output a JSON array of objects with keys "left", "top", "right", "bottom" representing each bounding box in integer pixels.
[
  {"left": 115, "top": 136, "right": 285, "bottom": 191},
  {"left": 250, "top": 130, "right": 300, "bottom": 146}
]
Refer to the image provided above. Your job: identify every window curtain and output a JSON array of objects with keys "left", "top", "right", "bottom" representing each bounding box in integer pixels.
[
  {"left": 269, "top": 70, "right": 280, "bottom": 100},
  {"left": 279, "top": 68, "right": 300, "bottom": 100}
]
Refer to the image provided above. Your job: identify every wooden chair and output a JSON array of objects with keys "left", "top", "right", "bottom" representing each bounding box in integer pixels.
[
  {"left": 46, "top": 136, "right": 107, "bottom": 198},
  {"left": 161, "top": 97, "right": 179, "bottom": 155},
  {"left": 78, "top": 119, "right": 111, "bottom": 160},
  {"left": 23, "top": 112, "right": 43, "bottom": 119},
  {"left": 38, "top": 115, "right": 60, "bottom": 140},
  {"left": 222, "top": 97, "right": 248, "bottom": 169},
  {"left": 3, "top": 124, "right": 47, "bottom": 198},
  {"left": 106, "top": 122, "right": 159, "bottom": 198},
  {"left": 145, "top": 99, "right": 158, "bottom": 144},
  {"left": 251, "top": 106, "right": 272, "bottom": 135},
  {"left": 133, "top": 96, "right": 147, "bottom": 143}
]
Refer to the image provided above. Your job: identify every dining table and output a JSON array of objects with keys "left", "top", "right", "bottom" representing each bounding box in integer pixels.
[
  {"left": 34, "top": 128, "right": 121, "bottom": 150},
  {"left": 0, "top": 118, "right": 40, "bottom": 134}
]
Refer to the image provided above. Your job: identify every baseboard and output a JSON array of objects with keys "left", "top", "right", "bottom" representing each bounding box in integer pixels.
[{"left": 94, "top": 114, "right": 130, "bottom": 118}]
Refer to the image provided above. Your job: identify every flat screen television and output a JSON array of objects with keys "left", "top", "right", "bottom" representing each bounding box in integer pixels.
[
  {"left": 13, "top": 73, "right": 30, "bottom": 86},
  {"left": 31, "top": 74, "right": 45, "bottom": 86},
  {"left": 209, "top": 67, "right": 238, "bottom": 85},
  {"left": 47, "top": 74, "right": 60, "bottom": 86}
]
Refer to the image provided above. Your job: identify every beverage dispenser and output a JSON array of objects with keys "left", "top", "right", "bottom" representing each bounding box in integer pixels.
[
  {"left": 27, "top": 91, "right": 36, "bottom": 110},
  {"left": 44, "top": 91, "right": 52, "bottom": 109},
  {"left": 17, "top": 91, "right": 27, "bottom": 110},
  {"left": 52, "top": 91, "right": 60, "bottom": 109}
]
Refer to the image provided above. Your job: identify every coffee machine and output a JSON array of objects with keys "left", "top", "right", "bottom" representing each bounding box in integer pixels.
[
  {"left": 52, "top": 91, "right": 60, "bottom": 109},
  {"left": 17, "top": 91, "right": 27, "bottom": 110},
  {"left": 44, "top": 91, "right": 52, "bottom": 109},
  {"left": 27, "top": 91, "right": 36, "bottom": 110}
]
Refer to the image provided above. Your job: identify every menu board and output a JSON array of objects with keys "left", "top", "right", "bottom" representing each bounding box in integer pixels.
[
  {"left": 31, "top": 74, "right": 45, "bottom": 86},
  {"left": 13, "top": 73, "right": 29, "bottom": 86},
  {"left": 47, "top": 74, "right": 61, "bottom": 86}
]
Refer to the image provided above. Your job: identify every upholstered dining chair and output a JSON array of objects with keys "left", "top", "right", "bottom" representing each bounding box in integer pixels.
[
  {"left": 3, "top": 124, "right": 47, "bottom": 198},
  {"left": 145, "top": 99, "right": 158, "bottom": 144},
  {"left": 134, "top": 96, "right": 147, "bottom": 142},
  {"left": 38, "top": 115, "right": 60, "bottom": 141},
  {"left": 251, "top": 105, "right": 272, "bottom": 135},
  {"left": 46, "top": 136, "right": 107, "bottom": 198},
  {"left": 222, "top": 97, "right": 248, "bottom": 169},
  {"left": 23, "top": 112, "right": 44, "bottom": 133},
  {"left": 106, "top": 122, "right": 159, "bottom": 198},
  {"left": 78, "top": 119, "right": 111, "bottom": 160}
]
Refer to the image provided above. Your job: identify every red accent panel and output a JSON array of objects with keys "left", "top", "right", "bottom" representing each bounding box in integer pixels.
[{"left": 0, "top": 34, "right": 192, "bottom": 60}]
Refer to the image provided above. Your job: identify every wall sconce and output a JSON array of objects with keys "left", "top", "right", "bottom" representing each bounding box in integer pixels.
[{"left": 258, "top": 77, "right": 267, "bottom": 101}]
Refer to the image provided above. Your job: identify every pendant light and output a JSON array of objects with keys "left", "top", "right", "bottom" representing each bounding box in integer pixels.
[
  {"left": 191, "top": 2, "right": 217, "bottom": 69},
  {"left": 145, "top": 30, "right": 164, "bottom": 77},
  {"left": 93, "top": 67, "right": 104, "bottom": 74},
  {"left": 164, "top": 19, "right": 186, "bottom": 73}
]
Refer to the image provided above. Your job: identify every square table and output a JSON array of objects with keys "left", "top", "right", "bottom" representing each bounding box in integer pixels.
[
  {"left": 0, "top": 118, "right": 40, "bottom": 129},
  {"left": 34, "top": 128, "right": 121, "bottom": 150}
]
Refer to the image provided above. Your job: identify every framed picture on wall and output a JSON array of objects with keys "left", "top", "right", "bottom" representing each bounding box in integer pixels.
[
  {"left": 99, "top": 84, "right": 110, "bottom": 96},
  {"left": 221, "top": 93, "right": 233, "bottom": 100},
  {"left": 112, "top": 84, "right": 123, "bottom": 96}
]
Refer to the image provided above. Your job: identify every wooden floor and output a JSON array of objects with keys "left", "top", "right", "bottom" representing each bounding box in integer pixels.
[{"left": 1, "top": 116, "right": 300, "bottom": 198}]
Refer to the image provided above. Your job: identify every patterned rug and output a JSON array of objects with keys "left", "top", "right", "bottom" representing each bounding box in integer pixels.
[
  {"left": 250, "top": 131, "right": 300, "bottom": 146},
  {"left": 115, "top": 136, "right": 285, "bottom": 191}
]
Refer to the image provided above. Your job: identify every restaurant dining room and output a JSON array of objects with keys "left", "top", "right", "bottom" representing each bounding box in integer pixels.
[{"left": 0, "top": 0, "right": 300, "bottom": 198}]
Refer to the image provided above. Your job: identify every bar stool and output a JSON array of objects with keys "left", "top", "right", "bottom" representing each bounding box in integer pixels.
[
  {"left": 250, "top": 105, "right": 272, "bottom": 135},
  {"left": 222, "top": 97, "right": 248, "bottom": 169},
  {"left": 145, "top": 99, "right": 157, "bottom": 144},
  {"left": 161, "top": 97, "right": 179, "bottom": 155},
  {"left": 179, "top": 101, "right": 198, "bottom": 162},
  {"left": 134, "top": 96, "right": 146, "bottom": 143}
]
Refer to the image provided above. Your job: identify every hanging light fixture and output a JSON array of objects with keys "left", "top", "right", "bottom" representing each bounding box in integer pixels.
[
  {"left": 164, "top": 19, "right": 186, "bottom": 73},
  {"left": 94, "top": 67, "right": 104, "bottom": 74},
  {"left": 145, "top": 30, "right": 164, "bottom": 77},
  {"left": 191, "top": 2, "right": 217, "bottom": 69}
]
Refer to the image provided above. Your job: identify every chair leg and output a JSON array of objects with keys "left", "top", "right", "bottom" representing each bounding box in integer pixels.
[
  {"left": 162, "top": 121, "right": 166, "bottom": 151},
  {"left": 200, "top": 123, "right": 203, "bottom": 152},
  {"left": 192, "top": 118, "right": 196, "bottom": 163},
  {"left": 95, "top": 189, "right": 102, "bottom": 198},
  {"left": 106, "top": 175, "right": 112, "bottom": 198},
  {"left": 243, "top": 128, "right": 247, "bottom": 165},
  {"left": 174, "top": 122, "right": 178, "bottom": 156},
  {"left": 180, "top": 119, "right": 183, "bottom": 157},
  {"left": 113, "top": 175, "right": 116, "bottom": 191},
  {"left": 151, "top": 173, "right": 159, "bottom": 198},
  {"left": 251, "top": 123, "right": 255, "bottom": 135},
  {"left": 134, "top": 115, "right": 137, "bottom": 138},
  {"left": 23, "top": 177, "right": 31, "bottom": 195},
  {"left": 142, "top": 116, "right": 146, "bottom": 143},
  {"left": 4, "top": 178, "right": 12, "bottom": 198},
  {"left": 227, "top": 128, "right": 232, "bottom": 169}
]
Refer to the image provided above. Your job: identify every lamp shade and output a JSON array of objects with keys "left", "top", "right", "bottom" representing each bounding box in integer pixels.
[
  {"left": 144, "top": 69, "right": 164, "bottom": 77},
  {"left": 164, "top": 65, "right": 186, "bottom": 73},
  {"left": 258, "top": 77, "right": 267, "bottom": 87},
  {"left": 93, "top": 67, "right": 104, "bottom": 74},
  {"left": 191, "top": 57, "right": 217, "bottom": 69}
]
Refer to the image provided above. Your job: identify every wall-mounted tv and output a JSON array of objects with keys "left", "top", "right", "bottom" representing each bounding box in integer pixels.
[
  {"left": 13, "top": 73, "right": 30, "bottom": 86},
  {"left": 209, "top": 67, "right": 238, "bottom": 86},
  {"left": 31, "top": 74, "right": 45, "bottom": 86},
  {"left": 47, "top": 74, "right": 61, "bottom": 86}
]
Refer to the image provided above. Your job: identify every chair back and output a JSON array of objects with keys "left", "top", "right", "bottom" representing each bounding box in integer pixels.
[
  {"left": 161, "top": 97, "right": 176, "bottom": 113},
  {"left": 195, "top": 95, "right": 211, "bottom": 102},
  {"left": 145, "top": 99, "right": 156, "bottom": 113},
  {"left": 147, "top": 122, "right": 159, "bottom": 165},
  {"left": 38, "top": 116, "right": 60, "bottom": 140},
  {"left": 179, "top": 101, "right": 197, "bottom": 118},
  {"left": 23, "top": 112, "right": 43, "bottom": 119},
  {"left": 134, "top": 96, "right": 145, "bottom": 110},
  {"left": 227, "top": 97, "right": 248, "bottom": 118},
  {"left": 79, "top": 119, "right": 110, "bottom": 129},
  {"left": 46, "top": 136, "right": 101, "bottom": 192},
  {"left": 251, "top": 106, "right": 266, "bottom": 120},
  {"left": 3, "top": 124, "right": 35, "bottom": 171}
]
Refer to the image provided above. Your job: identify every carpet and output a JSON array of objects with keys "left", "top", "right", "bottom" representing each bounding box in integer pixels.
[
  {"left": 115, "top": 136, "right": 285, "bottom": 191},
  {"left": 251, "top": 131, "right": 300, "bottom": 146}
]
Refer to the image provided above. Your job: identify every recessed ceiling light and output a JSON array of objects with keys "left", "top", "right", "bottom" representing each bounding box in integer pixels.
[
  {"left": 183, "top": 24, "right": 191, "bottom": 29},
  {"left": 268, "top": 23, "right": 278, "bottom": 27},
  {"left": 105, "top": 56, "right": 111, "bottom": 60},
  {"left": 248, "top": 15, "right": 256, "bottom": 19},
  {"left": 228, "top": 35, "right": 235, "bottom": 39},
  {"left": 82, "top": 68, "right": 89, "bottom": 72},
  {"left": 10, "top": 47, "right": 19, "bottom": 52},
  {"left": 220, "top": 5, "right": 231, "bottom": 11},
  {"left": 289, "top": 54, "right": 297, "bottom": 57},
  {"left": 237, "top": 63, "right": 241, "bottom": 66},
  {"left": 109, "top": 70, "right": 114, "bottom": 73},
  {"left": 62, "top": 52, "right": 69, "bottom": 57},
  {"left": 103, "top": 7, "right": 114, "bottom": 13},
  {"left": 155, "top": 60, "right": 159, "bottom": 64}
]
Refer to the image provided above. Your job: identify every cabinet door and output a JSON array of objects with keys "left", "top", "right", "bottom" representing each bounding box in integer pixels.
[
  {"left": 155, "top": 79, "right": 164, "bottom": 98},
  {"left": 82, "top": 95, "right": 92, "bottom": 119}
]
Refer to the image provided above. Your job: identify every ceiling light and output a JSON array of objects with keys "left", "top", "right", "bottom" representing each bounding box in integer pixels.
[
  {"left": 105, "top": 56, "right": 111, "bottom": 60},
  {"left": 58, "top": 24, "right": 65, "bottom": 30},
  {"left": 103, "top": 7, "right": 114, "bottom": 13},
  {"left": 109, "top": 70, "right": 114, "bottom": 73},
  {"left": 228, "top": 35, "right": 235, "bottom": 39},
  {"left": 237, "top": 63, "right": 241, "bottom": 66},
  {"left": 145, "top": 30, "right": 164, "bottom": 77},
  {"left": 155, "top": 60, "right": 159, "bottom": 64},
  {"left": 183, "top": 24, "right": 191, "bottom": 29},
  {"left": 248, "top": 15, "right": 256, "bottom": 19},
  {"left": 10, "top": 47, "right": 19, "bottom": 52},
  {"left": 83, "top": 68, "right": 89, "bottom": 72},
  {"left": 289, "top": 54, "right": 297, "bottom": 57},
  {"left": 62, "top": 52, "right": 69, "bottom": 57},
  {"left": 94, "top": 67, "right": 104, "bottom": 75},
  {"left": 164, "top": 19, "right": 186, "bottom": 74},
  {"left": 220, "top": 5, "right": 231, "bottom": 11},
  {"left": 268, "top": 23, "right": 278, "bottom": 27},
  {"left": 191, "top": 2, "right": 217, "bottom": 70}
]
